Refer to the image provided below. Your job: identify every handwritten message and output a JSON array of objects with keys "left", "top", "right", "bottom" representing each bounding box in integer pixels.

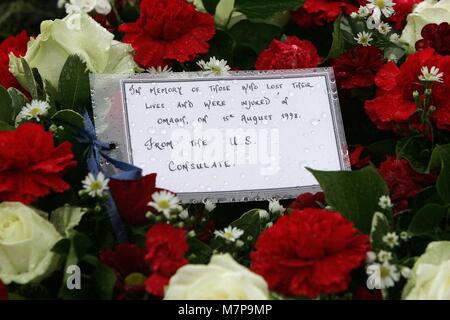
[{"left": 120, "top": 71, "right": 347, "bottom": 200}]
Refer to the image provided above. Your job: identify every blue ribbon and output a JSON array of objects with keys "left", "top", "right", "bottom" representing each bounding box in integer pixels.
[{"left": 72, "top": 112, "right": 143, "bottom": 243}]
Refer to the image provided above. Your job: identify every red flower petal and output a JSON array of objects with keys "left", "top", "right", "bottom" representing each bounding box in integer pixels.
[
  {"left": 0, "top": 123, "right": 76, "bottom": 204},
  {"left": 119, "top": 0, "right": 215, "bottom": 68},
  {"left": 251, "top": 209, "right": 369, "bottom": 298}
]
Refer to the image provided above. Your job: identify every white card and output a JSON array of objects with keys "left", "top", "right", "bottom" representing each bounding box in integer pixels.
[{"left": 90, "top": 68, "right": 350, "bottom": 203}]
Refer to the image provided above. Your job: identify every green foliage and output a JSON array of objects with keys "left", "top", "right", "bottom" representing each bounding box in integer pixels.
[
  {"left": 202, "top": 0, "right": 219, "bottom": 14},
  {"left": 91, "top": 263, "right": 116, "bottom": 300},
  {"left": 396, "top": 134, "right": 432, "bottom": 173},
  {"left": 187, "top": 237, "right": 213, "bottom": 264},
  {"left": 235, "top": 0, "right": 304, "bottom": 20},
  {"left": 230, "top": 209, "right": 263, "bottom": 241},
  {"left": 7, "top": 88, "right": 28, "bottom": 120},
  {"left": 326, "top": 15, "right": 346, "bottom": 59},
  {"left": 408, "top": 204, "right": 449, "bottom": 238},
  {"left": 0, "top": 86, "right": 13, "bottom": 124},
  {"left": 57, "top": 55, "right": 91, "bottom": 112},
  {"left": 21, "top": 58, "right": 45, "bottom": 100},
  {"left": 370, "top": 211, "right": 391, "bottom": 251},
  {"left": 429, "top": 144, "right": 450, "bottom": 204},
  {"left": 308, "top": 166, "right": 390, "bottom": 233},
  {"left": 229, "top": 20, "right": 282, "bottom": 54}
]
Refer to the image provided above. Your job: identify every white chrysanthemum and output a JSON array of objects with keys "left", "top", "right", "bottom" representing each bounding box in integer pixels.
[
  {"left": 378, "top": 250, "right": 393, "bottom": 262},
  {"left": 65, "top": 0, "right": 111, "bottom": 15},
  {"left": 377, "top": 22, "right": 392, "bottom": 35},
  {"left": 214, "top": 226, "right": 244, "bottom": 242},
  {"left": 378, "top": 195, "right": 393, "bottom": 209},
  {"left": 148, "top": 65, "right": 173, "bottom": 75},
  {"left": 419, "top": 66, "right": 444, "bottom": 83},
  {"left": 357, "top": 5, "right": 371, "bottom": 18},
  {"left": 355, "top": 31, "right": 373, "bottom": 47},
  {"left": 203, "top": 199, "right": 217, "bottom": 212},
  {"left": 197, "top": 57, "right": 231, "bottom": 76},
  {"left": 366, "top": 0, "right": 396, "bottom": 26},
  {"left": 268, "top": 199, "right": 285, "bottom": 214},
  {"left": 389, "top": 33, "right": 400, "bottom": 44},
  {"left": 383, "top": 232, "right": 400, "bottom": 248},
  {"left": 366, "top": 262, "right": 400, "bottom": 290},
  {"left": 148, "top": 191, "right": 180, "bottom": 219},
  {"left": 15, "top": 100, "right": 50, "bottom": 125},
  {"left": 81, "top": 172, "right": 110, "bottom": 198}
]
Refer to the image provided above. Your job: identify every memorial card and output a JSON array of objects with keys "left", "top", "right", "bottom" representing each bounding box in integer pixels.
[{"left": 91, "top": 68, "right": 349, "bottom": 202}]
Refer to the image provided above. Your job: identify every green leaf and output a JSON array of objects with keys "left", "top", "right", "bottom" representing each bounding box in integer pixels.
[
  {"left": 207, "top": 30, "right": 235, "bottom": 61},
  {"left": 396, "top": 134, "right": 431, "bottom": 173},
  {"left": 308, "top": 166, "right": 390, "bottom": 233},
  {"left": 235, "top": 0, "right": 304, "bottom": 20},
  {"left": 408, "top": 204, "right": 448, "bottom": 237},
  {"left": 187, "top": 238, "right": 213, "bottom": 264},
  {"left": 370, "top": 211, "right": 391, "bottom": 251},
  {"left": 51, "top": 206, "right": 87, "bottom": 238},
  {"left": 21, "top": 58, "right": 39, "bottom": 100},
  {"left": 58, "top": 232, "right": 92, "bottom": 299},
  {"left": 57, "top": 55, "right": 91, "bottom": 112},
  {"left": 229, "top": 20, "right": 281, "bottom": 54},
  {"left": 230, "top": 209, "right": 262, "bottom": 241},
  {"left": 429, "top": 144, "right": 450, "bottom": 203},
  {"left": 0, "top": 86, "right": 13, "bottom": 124},
  {"left": 326, "top": 15, "right": 345, "bottom": 59},
  {"left": 32, "top": 67, "right": 45, "bottom": 100},
  {"left": 92, "top": 263, "right": 116, "bottom": 300},
  {"left": 0, "top": 121, "right": 14, "bottom": 131},
  {"left": 7, "top": 87, "right": 28, "bottom": 121},
  {"left": 202, "top": 0, "right": 219, "bottom": 14},
  {"left": 51, "top": 109, "right": 85, "bottom": 131}
]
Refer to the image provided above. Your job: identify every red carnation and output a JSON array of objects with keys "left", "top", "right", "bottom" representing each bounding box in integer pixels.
[
  {"left": 0, "top": 280, "right": 7, "bottom": 300},
  {"left": 0, "top": 123, "right": 77, "bottom": 204},
  {"left": 388, "top": 0, "right": 422, "bottom": 30},
  {"left": 333, "top": 46, "right": 384, "bottom": 89},
  {"left": 109, "top": 173, "right": 164, "bottom": 226},
  {"left": 350, "top": 144, "right": 371, "bottom": 169},
  {"left": 255, "top": 36, "right": 321, "bottom": 70},
  {"left": 100, "top": 244, "right": 148, "bottom": 299},
  {"left": 416, "top": 23, "right": 450, "bottom": 56},
  {"left": 0, "top": 30, "right": 28, "bottom": 90},
  {"left": 251, "top": 209, "right": 369, "bottom": 298},
  {"left": 144, "top": 224, "right": 188, "bottom": 297},
  {"left": 289, "top": 192, "right": 325, "bottom": 210},
  {"left": 292, "top": 0, "right": 364, "bottom": 28},
  {"left": 378, "top": 156, "right": 436, "bottom": 211},
  {"left": 365, "top": 49, "right": 450, "bottom": 131},
  {"left": 119, "top": 0, "right": 215, "bottom": 68}
]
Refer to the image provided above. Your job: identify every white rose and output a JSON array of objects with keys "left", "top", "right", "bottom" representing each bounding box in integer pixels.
[
  {"left": 164, "top": 254, "right": 270, "bottom": 300},
  {"left": 9, "top": 12, "right": 137, "bottom": 89},
  {"left": 400, "top": 0, "right": 450, "bottom": 52},
  {"left": 402, "top": 241, "right": 450, "bottom": 300},
  {"left": 0, "top": 202, "right": 62, "bottom": 285}
]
